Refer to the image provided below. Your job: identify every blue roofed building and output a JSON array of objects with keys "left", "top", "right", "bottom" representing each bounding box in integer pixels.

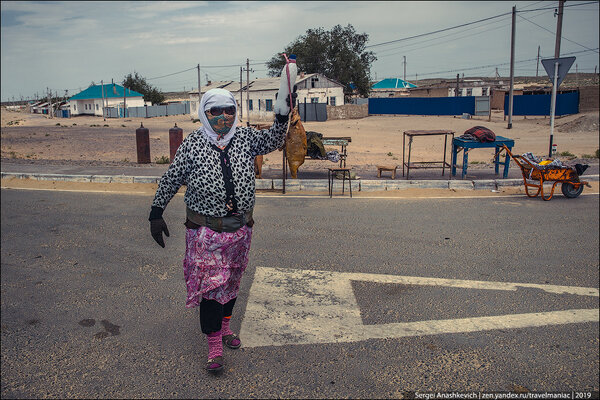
[
  {"left": 370, "top": 78, "right": 417, "bottom": 98},
  {"left": 68, "top": 84, "right": 146, "bottom": 116}
]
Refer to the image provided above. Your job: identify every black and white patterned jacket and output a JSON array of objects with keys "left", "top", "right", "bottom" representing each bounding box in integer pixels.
[{"left": 152, "top": 120, "right": 287, "bottom": 217}]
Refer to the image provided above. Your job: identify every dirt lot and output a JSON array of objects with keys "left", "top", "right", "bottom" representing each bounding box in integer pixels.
[{"left": 1, "top": 108, "right": 598, "bottom": 172}]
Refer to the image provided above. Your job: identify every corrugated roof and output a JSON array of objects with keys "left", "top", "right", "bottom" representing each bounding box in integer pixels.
[
  {"left": 69, "top": 84, "right": 143, "bottom": 100},
  {"left": 372, "top": 78, "right": 417, "bottom": 89}
]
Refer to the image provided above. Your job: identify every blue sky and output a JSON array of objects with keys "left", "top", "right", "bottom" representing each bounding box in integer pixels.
[{"left": 1, "top": 1, "right": 598, "bottom": 102}]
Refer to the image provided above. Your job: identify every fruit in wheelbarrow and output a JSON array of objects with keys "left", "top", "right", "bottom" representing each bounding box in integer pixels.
[{"left": 285, "top": 108, "right": 307, "bottom": 178}]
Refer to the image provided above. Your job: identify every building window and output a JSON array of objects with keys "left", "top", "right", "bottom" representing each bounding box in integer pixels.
[
  {"left": 482, "top": 88, "right": 488, "bottom": 96},
  {"left": 457, "top": 89, "right": 462, "bottom": 97},
  {"left": 96, "top": 104, "right": 99, "bottom": 110},
  {"left": 248, "top": 100, "right": 253, "bottom": 111},
  {"left": 311, "top": 76, "right": 319, "bottom": 88},
  {"left": 466, "top": 88, "right": 472, "bottom": 96},
  {"left": 330, "top": 97, "right": 336, "bottom": 106},
  {"left": 311, "top": 97, "right": 319, "bottom": 103},
  {"left": 74, "top": 105, "right": 77, "bottom": 111},
  {"left": 265, "top": 99, "right": 273, "bottom": 111}
]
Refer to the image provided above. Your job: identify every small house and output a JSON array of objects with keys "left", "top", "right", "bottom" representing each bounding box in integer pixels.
[{"left": 68, "top": 84, "right": 145, "bottom": 117}]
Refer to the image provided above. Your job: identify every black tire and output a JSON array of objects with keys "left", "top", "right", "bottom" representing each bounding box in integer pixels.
[{"left": 561, "top": 182, "right": 584, "bottom": 198}]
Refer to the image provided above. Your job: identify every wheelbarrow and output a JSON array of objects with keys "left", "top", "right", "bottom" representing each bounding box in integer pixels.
[{"left": 497, "top": 145, "right": 590, "bottom": 201}]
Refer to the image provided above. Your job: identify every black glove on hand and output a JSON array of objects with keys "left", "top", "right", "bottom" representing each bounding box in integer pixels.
[{"left": 149, "top": 206, "right": 169, "bottom": 248}]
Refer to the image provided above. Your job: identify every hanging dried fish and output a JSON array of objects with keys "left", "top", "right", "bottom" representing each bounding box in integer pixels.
[{"left": 285, "top": 107, "right": 307, "bottom": 179}]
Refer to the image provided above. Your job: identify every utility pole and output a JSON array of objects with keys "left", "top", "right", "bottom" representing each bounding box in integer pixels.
[
  {"left": 239, "top": 66, "right": 243, "bottom": 119},
  {"left": 536, "top": 45, "right": 540, "bottom": 77},
  {"left": 197, "top": 63, "right": 202, "bottom": 105},
  {"left": 246, "top": 58, "right": 250, "bottom": 125},
  {"left": 244, "top": 58, "right": 254, "bottom": 125},
  {"left": 554, "top": 0, "right": 565, "bottom": 58},
  {"left": 576, "top": 64, "right": 579, "bottom": 88},
  {"left": 101, "top": 80, "right": 105, "bottom": 120},
  {"left": 403, "top": 56, "right": 406, "bottom": 81},
  {"left": 455, "top": 74, "right": 460, "bottom": 97},
  {"left": 123, "top": 81, "right": 127, "bottom": 118},
  {"left": 48, "top": 87, "right": 53, "bottom": 119},
  {"left": 508, "top": 5, "right": 516, "bottom": 129}
]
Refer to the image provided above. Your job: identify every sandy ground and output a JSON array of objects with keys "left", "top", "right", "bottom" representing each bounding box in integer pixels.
[{"left": 1, "top": 108, "right": 598, "bottom": 171}]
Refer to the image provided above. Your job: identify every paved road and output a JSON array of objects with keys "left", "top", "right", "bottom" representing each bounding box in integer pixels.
[{"left": 1, "top": 188, "right": 598, "bottom": 398}]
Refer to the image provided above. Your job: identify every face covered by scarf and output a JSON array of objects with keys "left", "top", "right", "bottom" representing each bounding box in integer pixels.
[{"left": 198, "top": 88, "right": 239, "bottom": 147}]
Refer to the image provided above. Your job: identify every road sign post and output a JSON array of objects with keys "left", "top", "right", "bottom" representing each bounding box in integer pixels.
[{"left": 541, "top": 56, "right": 576, "bottom": 157}]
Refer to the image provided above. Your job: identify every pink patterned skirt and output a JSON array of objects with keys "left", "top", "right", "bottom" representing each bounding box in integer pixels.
[{"left": 183, "top": 225, "right": 252, "bottom": 308}]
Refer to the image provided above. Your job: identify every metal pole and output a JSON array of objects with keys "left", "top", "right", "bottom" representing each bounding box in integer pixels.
[
  {"left": 246, "top": 58, "right": 250, "bottom": 126},
  {"left": 554, "top": 0, "right": 565, "bottom": 58},
  {"left": 48, "top": 87, "right": 53, "bottom": 119},
  {"left": 123, "top": 82, "right": 127, "bottom": 118},
  {"left": 508, "top": 5, "right": 516, "bottom": 129},
  {"left": 197, "top": 63, "right": 202, "bottom": 110},
  {"left": 536, "top": 45, "right": 540, "bottom": 77},
  {"left": 549, "top": 61, "right": 559, "bottom": 157},
  {"left": 101, "top": 80, "right": 105, "bottom": 120},
  {"left": 455, "top": 74, "right": 459, "bottom": 97},
  {"left": 240, "top": 66, "right": 243, "bottom": 119}
]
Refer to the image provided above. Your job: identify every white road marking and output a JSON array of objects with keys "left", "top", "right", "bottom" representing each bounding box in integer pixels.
[{"left": 240, "top": 267, "right": 599, "bottom": 348}]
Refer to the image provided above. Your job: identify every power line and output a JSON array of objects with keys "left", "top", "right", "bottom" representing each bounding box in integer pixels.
[
  {"left": 147, "top": 66, "right": 197, "bottom": 80},
  {"left": 366, "top": 11, "right": 513, "bottom": 49},
  {"left": 517, "top": 14, "right": 599, "bottom": 53},
  {"left": 366, "top": 1, "right": 596, "bottom": 50}
]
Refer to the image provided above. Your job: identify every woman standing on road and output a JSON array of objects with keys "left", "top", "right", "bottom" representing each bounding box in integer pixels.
[{"left": 148, "top": 64, "right": 297, "bottom": 372}]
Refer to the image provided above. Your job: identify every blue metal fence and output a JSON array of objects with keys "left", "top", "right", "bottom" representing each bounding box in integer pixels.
[
  {"left": 368, "top": 96, "right": 476, "bottom": 116},
  {"left": 503, "top": 91, "right": 579, "bottom": 116}
]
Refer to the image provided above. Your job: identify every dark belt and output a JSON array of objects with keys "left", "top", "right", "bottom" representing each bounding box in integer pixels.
[{"left": 185, "top": 207, "right": 254, "bottom": 233}]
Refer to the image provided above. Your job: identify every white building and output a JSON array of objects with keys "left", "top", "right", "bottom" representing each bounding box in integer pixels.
[
  {"left": 189, "top": 73, "right": 345, "bottom": 121},
  {"left": 68, "top": 84, "right": 146, "bottom": 116}
]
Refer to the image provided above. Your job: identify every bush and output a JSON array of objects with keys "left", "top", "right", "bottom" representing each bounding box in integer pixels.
[
  {"left": 558, "top": 151, "right": 575, "bottom": 157},
  {"left": 155, "top": 155, "right": 170, "bottom": 164}
]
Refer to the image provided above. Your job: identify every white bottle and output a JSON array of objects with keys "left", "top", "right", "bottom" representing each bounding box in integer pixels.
[{"left": 274, "top": 54, "right": 297, "bottom": 116}]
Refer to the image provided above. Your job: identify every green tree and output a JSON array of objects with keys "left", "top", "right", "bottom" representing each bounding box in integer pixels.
[
  {"left": 123, "top": 72, "right": 165, "bottom": 105},
  {"left": 266, "top": 24, "right": 376, "bottom": 99}
]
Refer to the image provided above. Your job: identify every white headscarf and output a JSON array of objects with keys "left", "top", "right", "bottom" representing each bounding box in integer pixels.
[{"left": 198, "top": 88, "right": 239, "bottom": 147}]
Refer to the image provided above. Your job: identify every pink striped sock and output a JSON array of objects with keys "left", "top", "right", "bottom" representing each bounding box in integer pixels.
[
  {"left": 206, "top": 331, "right": 222, "bottom": 359},
  {"left": 221, "top": 316, "right": 234, "bottom": 336}
]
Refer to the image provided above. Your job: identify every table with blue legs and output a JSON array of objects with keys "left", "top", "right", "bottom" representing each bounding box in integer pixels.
[{"left": 451, "top": 135, "right": 515, "bottom": 179}]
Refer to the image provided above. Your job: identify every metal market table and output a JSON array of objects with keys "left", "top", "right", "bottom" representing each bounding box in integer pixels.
[
  {"left": 403, "top": 130, "right": 455, "bottom": 179},
  {"left": 451, "top": 135, "right": 515, "bottom": 179}
]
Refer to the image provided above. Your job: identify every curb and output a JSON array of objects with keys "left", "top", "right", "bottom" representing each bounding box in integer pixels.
[{"left": 1, "top": 172, "right": 598, "bottom": 192}]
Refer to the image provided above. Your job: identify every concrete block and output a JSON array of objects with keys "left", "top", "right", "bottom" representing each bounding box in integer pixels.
[
  {"left": 449, "top": 180, "right": 474, "bottom": 190},
  {"left": 255, "top": 179, "right": 273, "bottom": 190},
  {"left": 61, "top": 174, "right": 92, "bottom": 182},
  {"left": 385, "top": 181, "right": 414, "bottom": 190},
  {"left": 410, "top": 180, "right": 449, "bottom": 189},
  {"left": 473, "top": 180, "right": 496, "bottom": 190},
  {"left": 133, "top": 176, "right": 160, "bottom": 184},
  {"left": 496, "top": 179, "right": 523, "bottom": 188},
  {"left": 91, "top": 175, "right": 113, "bottom": 183},
  {"left": 110, "top": 175, "right": 134, "bottom": 184},
  {"left": 358, "top": 180, "right": 386, "bottom": 191},
  {"left": 1, "top": 172, "right": 29, "bottom": 180},
  {"left": 299, "top": 179, "right": 328, "bottom": 191},
  {"left": 34, "top": 174, "right": 65, "bottom": 181}
]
